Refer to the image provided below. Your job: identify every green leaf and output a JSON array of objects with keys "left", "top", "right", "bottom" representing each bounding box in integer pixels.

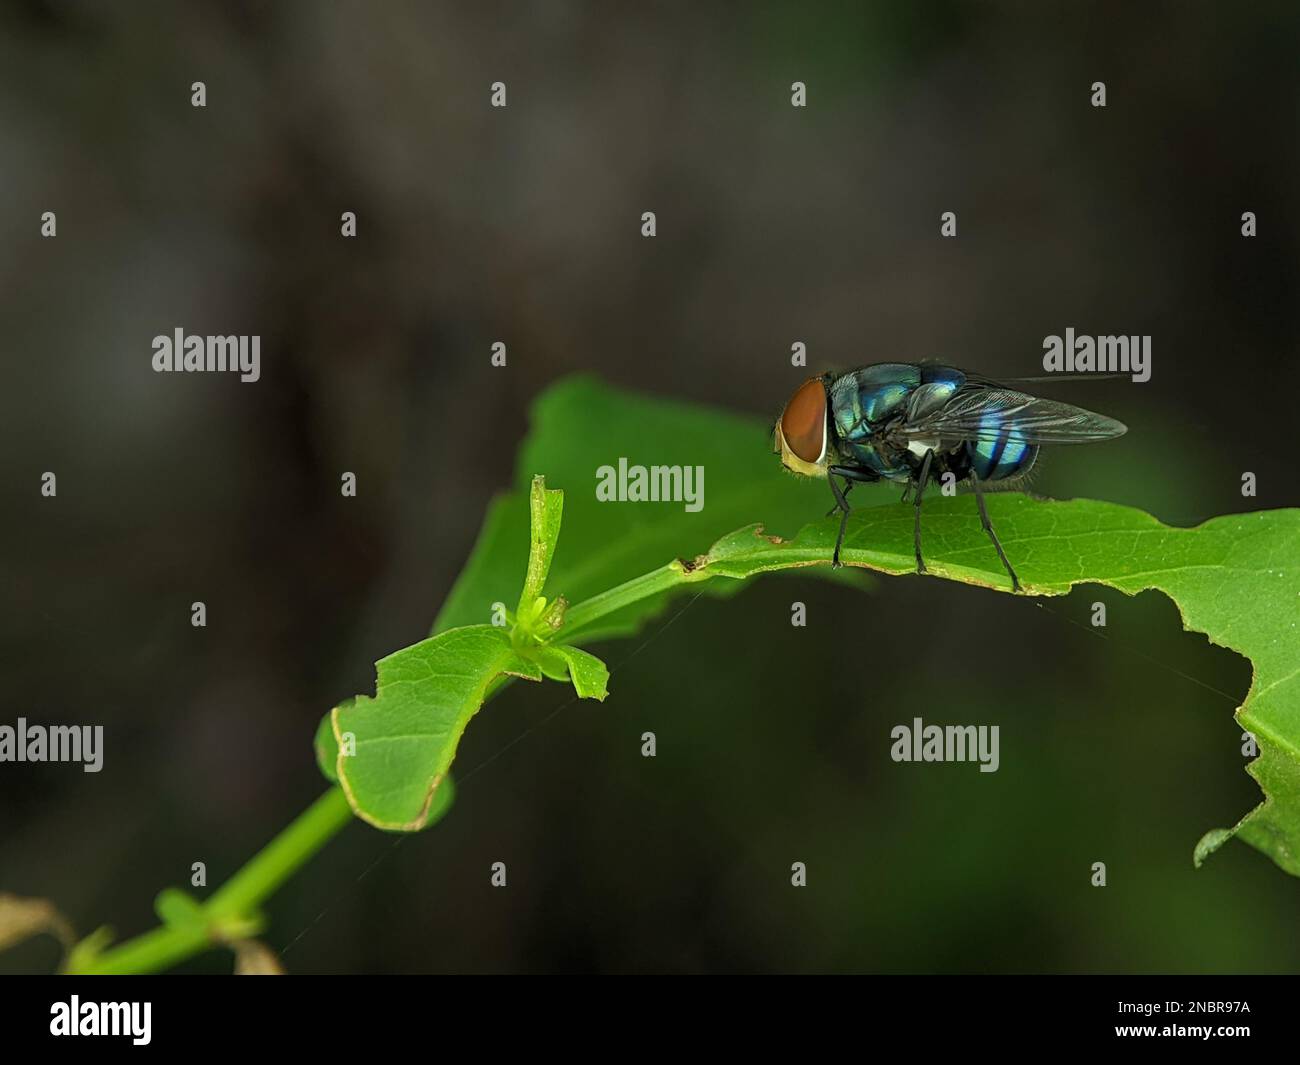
[
  {"left": 154, "top": 888, "right": 204, "bottom": 930},
  {"left": 314, "top": 712, "right": 340, "bottom": 783},
  {"left": 331, "top": 626, "right": 543, "bottom": 830},
  {"left": 63, "top": 926, "right": 114, "bottom": 973},
  {"left": 156, "top": 886, "right": 262, "bottom": 941},
  {"left": 536, "top": 644, "right": 610, "bottom": 701},
  {"left": 1193, "top": 828, "right": 1235, "bottom": 869},
  {"left": 517, "top": 475, "right": 564, "bottom": 619}
]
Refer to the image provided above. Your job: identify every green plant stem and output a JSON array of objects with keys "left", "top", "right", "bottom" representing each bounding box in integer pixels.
[
  {"left": 558, "top": 561, "right": 692, "bottom": 639},
  {"left": 70, "top": 786, "right": 354, "bottom": 975}
]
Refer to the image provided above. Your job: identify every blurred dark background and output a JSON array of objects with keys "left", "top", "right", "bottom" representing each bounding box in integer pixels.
[{"left": 3, "top": 0, "right": 1298, "bottom": 973}]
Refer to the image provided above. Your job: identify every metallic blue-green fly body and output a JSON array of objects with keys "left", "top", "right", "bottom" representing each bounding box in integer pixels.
[{"left": 773, "top": 362, "right": 1127, "bottom": 591}]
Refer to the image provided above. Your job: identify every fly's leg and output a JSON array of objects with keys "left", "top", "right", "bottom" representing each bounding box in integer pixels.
[
  {"left": 913, "top": 449, "right": 933, "bottom": 575},
  {"left": 826, "top": 466, "right": 881, "bottom": 568},
  {"left": 970, "top": 468, "right": 1021, "bottom": 592},
  {"left": 824, "top": 480, "right": 853, "bottom": 518},
  {"left": 827, "top": 473, "right": 852, "bottom": 568}
]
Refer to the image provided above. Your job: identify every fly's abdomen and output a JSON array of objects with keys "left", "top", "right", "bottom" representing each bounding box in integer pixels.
[{"left": 965, "top": 425, "right": 1039, "bottom": 481}]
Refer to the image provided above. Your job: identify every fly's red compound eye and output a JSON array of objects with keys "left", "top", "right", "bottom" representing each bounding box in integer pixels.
[{"left": 780, "top": 378, "right": 827, "bottom": 463}]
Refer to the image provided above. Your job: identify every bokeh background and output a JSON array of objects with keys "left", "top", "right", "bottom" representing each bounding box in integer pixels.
[{"left": 3, "top": 0, "right": 1298, "bottom": 973}]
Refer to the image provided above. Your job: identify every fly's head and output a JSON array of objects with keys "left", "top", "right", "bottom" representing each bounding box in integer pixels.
[{"left": 773, "top": 375, "right": 832, "bottom": 478}]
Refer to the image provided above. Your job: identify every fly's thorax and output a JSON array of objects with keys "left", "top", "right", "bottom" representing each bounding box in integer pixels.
[
  {"left": 836, "top": 437, "right": 908, "bottom": 479},
  {"left": 829, "top": 363, "right": 966, "bottom": 437},
  {"left": 832, "top": 409, "right": 910, "bottom": 479},
  {"left": 826, "top": 364, "right": 964, "bottom": 480}
]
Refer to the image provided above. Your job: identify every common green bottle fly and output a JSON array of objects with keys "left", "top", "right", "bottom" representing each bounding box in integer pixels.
[{"left": 773, "top": 363, "right": 1127, "bottom": 590}]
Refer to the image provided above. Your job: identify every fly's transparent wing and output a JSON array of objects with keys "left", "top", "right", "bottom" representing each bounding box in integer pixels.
[{"left": 899, "top": 386, "right": 1127, "bottom": 445}]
